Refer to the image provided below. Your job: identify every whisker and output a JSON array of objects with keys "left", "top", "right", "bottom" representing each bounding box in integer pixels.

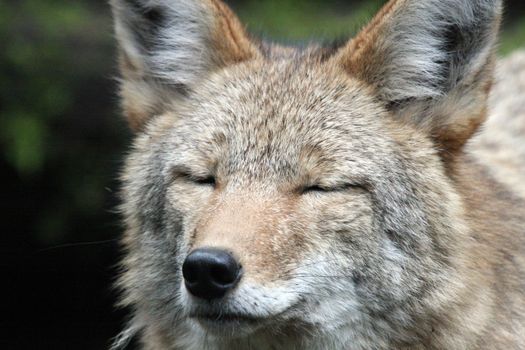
[
  {"left": 37, "top": 238, "right": 118, "bottom": 252},
  {"left": 292, "top": 273, "right": 355, "bottom": 279}
]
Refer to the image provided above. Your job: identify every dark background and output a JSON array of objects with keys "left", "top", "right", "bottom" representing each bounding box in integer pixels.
[{"left": 2, "top": 1, "right": 524, "bottom": 349}]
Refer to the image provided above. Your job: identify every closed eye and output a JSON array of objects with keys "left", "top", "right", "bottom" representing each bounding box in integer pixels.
[
  {"left": 301, "top": 183, "right": 365, "bottom": 194},
  {"left": 192, "top": 176, "right": 216, "bottom": 186},
  {"left": 171, "top": 167, "right": 216, "bottom": 187}
]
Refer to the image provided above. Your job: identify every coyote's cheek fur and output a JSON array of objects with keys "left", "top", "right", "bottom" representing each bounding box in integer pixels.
[{"left": 110, "top": 0, "right": 525, "bottom": 349}]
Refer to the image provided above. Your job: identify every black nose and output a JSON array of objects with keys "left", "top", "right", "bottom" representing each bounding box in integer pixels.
[{"left": 182, "top": 248, "right": 242, "bottom": 300}]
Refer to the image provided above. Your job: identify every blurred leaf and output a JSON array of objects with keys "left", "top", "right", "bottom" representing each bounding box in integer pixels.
[
  {"left": 1, "top": 112, "right": 48, "bottom": 175},
  {"left": 236, "top": 0, "right": 385, "bottom": 41},
  {"left": 501, "top": 20, "right": 525, "bottom": 55}
]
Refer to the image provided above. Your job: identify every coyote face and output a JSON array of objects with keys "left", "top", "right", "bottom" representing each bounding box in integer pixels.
[{"left": 111, "top": 0, "right": 525, "bottom": 349}]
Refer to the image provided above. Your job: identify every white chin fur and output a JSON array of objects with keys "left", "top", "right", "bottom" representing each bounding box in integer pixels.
[{"left": 180, "top": 280, "right": 301, "bottom": 320}]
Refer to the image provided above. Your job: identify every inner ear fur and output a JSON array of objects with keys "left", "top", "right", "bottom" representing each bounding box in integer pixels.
[
  {"left": 334, "top": 0, "right": 502, "bottom": 153},
  {"left": 111, "top": 0, "right": 259, "bottom": 131}
]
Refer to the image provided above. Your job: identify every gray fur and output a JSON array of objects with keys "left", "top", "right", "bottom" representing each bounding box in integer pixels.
[
  {"left": 110, "top": 0, "right": 524, "bottom": 349},
  {"left": 369, "top": 0, "right": 502, "bottom": 104}
]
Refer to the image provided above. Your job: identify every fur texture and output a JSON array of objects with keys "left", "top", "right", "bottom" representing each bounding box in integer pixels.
[{"left": 109, "top": 0, "right": 525, "bottom": 349}]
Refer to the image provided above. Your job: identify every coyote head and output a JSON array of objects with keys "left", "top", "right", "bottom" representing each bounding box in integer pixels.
[{"left": 111, "top": 0, "right": 502, "bottom": 348}]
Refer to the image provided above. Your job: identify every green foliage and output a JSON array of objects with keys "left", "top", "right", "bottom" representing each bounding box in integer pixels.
[
  {"left": 0, "top": 0, "right": 121, "bottom": 246},
  {"left": 0, "top": 1, "right": 109, "bottom": 176},
  {"left": 236, "top": 0, "right": 386, "bottom": 42},
  {"left": 501, "top": 20, "right": 525, "bottom": 55},
  {"left": 1, "top": 112, "right": 47, "bottom": 174}
]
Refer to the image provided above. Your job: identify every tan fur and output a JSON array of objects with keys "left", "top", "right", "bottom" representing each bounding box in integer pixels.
[
  {"left": 337, "top": 0, "right": 404, "bottom": 66},
  {"left": 207, "top": 0, "right": 258, "bottom": 65},
  {"left": 192, "top": 190, "right": 303, "bottom": 283},
  {"left": 471, "top": 50, "right": 525, "bottom": 198}
]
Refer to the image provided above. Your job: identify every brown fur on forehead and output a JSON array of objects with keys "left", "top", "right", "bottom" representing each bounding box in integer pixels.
[{"left": 191, "top": 190, "right": 306, "bottom": 283}]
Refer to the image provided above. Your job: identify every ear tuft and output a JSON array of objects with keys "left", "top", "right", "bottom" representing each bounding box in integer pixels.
[
  {"left": 335, "top": 0, "right": 502, "bottom": 151},
  {"left": 110, "top": 0, "right": 258, "bottom": 131}
]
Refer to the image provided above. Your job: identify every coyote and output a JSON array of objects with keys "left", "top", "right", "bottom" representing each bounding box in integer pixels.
[{"left": 110, "top": 0, "right": 525, "bottom": 349}]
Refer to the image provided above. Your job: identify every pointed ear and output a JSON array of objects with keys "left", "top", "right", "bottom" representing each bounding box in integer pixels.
[
  {"left": 110, "top": 0, "right": 259, "bottom": 131},
  {"left": 335, "top": 0, "right": 502, "bottom": 152}
]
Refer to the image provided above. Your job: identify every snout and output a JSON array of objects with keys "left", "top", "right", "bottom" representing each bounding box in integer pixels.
[
  {"left": 182, "top": 248, "right": 242, "bottom": 300},
  {"left": 181, "top": 246, "right": 303, "bottom": 338}
]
